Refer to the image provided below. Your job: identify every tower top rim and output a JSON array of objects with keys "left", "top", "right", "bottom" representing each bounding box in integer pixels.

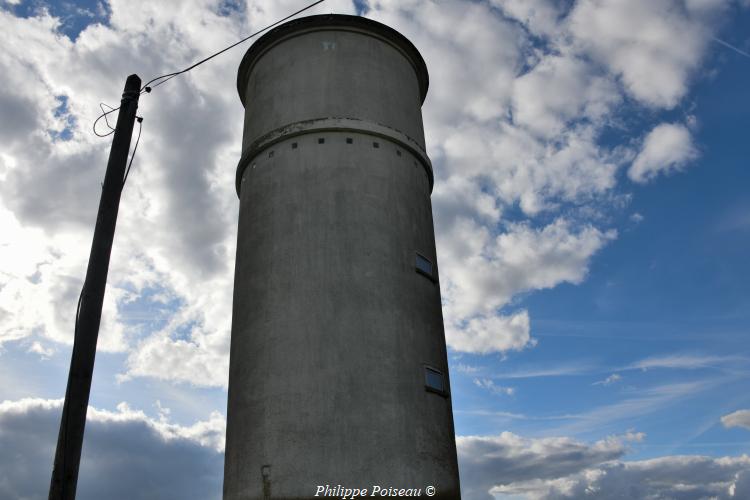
[{"left": 236, "top": 14, "right": 430, "bottom": 107}]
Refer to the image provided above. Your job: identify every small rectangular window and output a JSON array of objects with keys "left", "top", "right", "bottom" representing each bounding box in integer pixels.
[
  {"left": 424, "top": 366, "right": 446, "bottom": 395},
  {"left": 373, "top": 141, "right": 379, "bottom": 148},
  {"left": 396, "top": 150, "right": 402, "bottom": 156},
  {"left": 415, "top": 253, "right": 433, "bottom": 277},
  {"left": 268, "top": 150, "right": 274, "bottom": 158},
  {"left": 346, "top": 137, "right": 353, "bottom": 144},
  {"left": 291, "top": 142, "right": 298, "bottom": 149},
  {"left": 318, "top": 138, "right": 325, "bottom": 144}
]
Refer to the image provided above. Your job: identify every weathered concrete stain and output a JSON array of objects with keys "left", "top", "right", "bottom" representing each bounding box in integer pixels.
[{"left": 262, "top": 465, "right": 272, "bottom": 500}]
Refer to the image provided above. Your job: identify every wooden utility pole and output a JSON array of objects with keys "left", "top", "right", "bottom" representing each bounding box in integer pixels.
[{"left": 49, "top": 74, "right": 141, "bottom": 500}]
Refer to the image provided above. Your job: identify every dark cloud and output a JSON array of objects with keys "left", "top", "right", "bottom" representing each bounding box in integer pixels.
[
  {"left": 142, "top": 81, "right": 236, "bottom": 278},
  {"left": 0, "top": 399, "right": 223, "bottom": 500},
  {"left": 526, "top": 455, "right": 750, "bottom": 500},
  {"left": 457, "top": 431, "right": 630, "bottom": 500},
  {"left": 3, "top": 137, "right": 107, "bottom": 232},
  {"left": 3, "top": 399, "right": 750, "bottom": 500},
  {"left": 457, "top": 430, "right": 750, "bottom": 500},
  {"left": 0, "top": 89, "right": 40, "bottom": 144}
]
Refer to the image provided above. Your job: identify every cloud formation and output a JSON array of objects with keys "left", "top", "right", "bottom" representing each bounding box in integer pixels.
[
  {"left": 492, "top": 454, "right": 750, "bottom": 500},
  {"left": 0, "top": 0, "right": 732, "bottom": 383},
  {"left": 457, "top": 429, "right": 750, "bottom": 500},
  {"left": 629, "top": 123, "right": 700, "bottom": 183},
  {"left": 627, "top": 353, "right": 746, "bottom": 371},
  {"left": 2, "top": 397, "right": 748, "bottom": 500},
  {"left": 366, "top": 0, "right": 726, "bottom": 354},
  {"left": 567, "top": 0, "right": 717, "bottom": 108},
  {"left": 722, "top": 409, "right": 750, "bottom": 431},
  {"left": 1, "top": 3, "right": 748, "bottom": 500},
  {"left": 438, "top": 218, "right": 615, "bottom": 354},
  {"left": 473, "top": 378, "right": 515, "bottom": 396},
  {"left": 457, "top": 430, "right": 641, "bottom": 500},
  {"left": 0, "top": 398, "right": 224, "bottom": 500},
  {"left": 592, "top": 373, "right": 621, "bottom": 386},
  {"left": 0, "top": 1, "right": 253, "bottom": 385}
]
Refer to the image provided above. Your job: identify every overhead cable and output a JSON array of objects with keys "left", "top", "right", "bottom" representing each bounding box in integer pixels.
[
  {"left": 139, "top": 0, "right": 326, "bottom": 94},
  {"left": 92, "top": 0, "right": 326, "bottom": 137}
]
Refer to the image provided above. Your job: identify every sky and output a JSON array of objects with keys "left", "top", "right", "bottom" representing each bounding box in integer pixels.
[{"left": 0, "top": 0, "right": 749, "bottom": 499}]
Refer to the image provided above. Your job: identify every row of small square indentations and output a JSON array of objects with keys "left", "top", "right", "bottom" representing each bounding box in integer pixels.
[{"left": 266, "top": 137, "right": 406, "bottom": 158}]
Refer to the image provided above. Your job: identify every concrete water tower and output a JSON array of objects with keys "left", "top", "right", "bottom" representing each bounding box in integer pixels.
[{"left": 224, "top": 14, "right": 461, "bottom": 499}]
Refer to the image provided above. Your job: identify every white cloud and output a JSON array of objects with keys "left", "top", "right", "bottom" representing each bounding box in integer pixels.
[
  {"left": 553, "top": 380, "right": 718, "bottom": 437},
  {"left": 122, "top": 329, "right": 229, "bottom": 388},
  {"left": 0, "top": 398, "right": 223, "bottom": 500},
  {"left": 437, "top": 122, "right": 625, "bottom": 216},
  {"left": 473, "top": 378, "right": 515, "bottom": 396},
  {"left": 457, "top": 428, "right": 750, "bottom": 500},
  {"left": 490, "top": 454, "right": 750, "bottom": 500},
  {"left": 8, "top": 395, "right": 748, "bottom": 500},
  {"left": 447, "top": 310, "right": 533, "bottom": 355},
  {"left": 457, "top": 431, "right": 639, "bottom": 500},
  {"left": 511, "top": 55, "right": 620, "bottom": 138},
  {"left": 0, "top": 2, "right": 242, "bottom": 381},
  {"left": 629, "top": 122, "right": 699, "bottom": 183},
  {"left": 722, "top": 409, "right": 750, "bottom": 431},
  {"left": 0, "top": 0, "right": 731, "bottom": 382},
  {"left": 431, "top": 176, "right": 502, "bottom": 226},
  {"left": 438, "top": 218, "right": 616, "bottom": 353},
  {"left": 372, "top": 1, "right": 626, "bottom": 216},
  {"left": 0, "top": 0, "right": 366, "bottom": 387},
  {"left": 454, "top": 363, "right": 481, "bottom": 374},
  {"left": 627, "top": 353, "right": 745, "bottom": 371},
  {"left": 490, "top": 0, "right": 563, "bottom": 37},
  {"left": 0, "top": 4, "right": 748, "bottom": 499},
  {"left": 629, "top": 212, "right": 644, "bottom": 223},
  {"left": 371, "top": 0, "right": 524, "bottom": 125},
  {"left": 491, "top": 363, "right": 595, "bottom": 379},
  {"left": 439, "top": 218, "right": 615, "bottom": 354},
  {"left": 0, "top": 205, "right": 129, "bottom": 352},
  {"left": 28, "top": 341, "right": 55, "bottom": 358},
  {"left": 592, "top": 373, "right": 621, "bottom": 386},
  {"left": 567, "top": 0, "right": 712, "bottom": 108}
]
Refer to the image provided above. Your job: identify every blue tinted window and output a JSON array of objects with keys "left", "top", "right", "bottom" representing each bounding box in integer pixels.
[
  {"left": 416, "top": 254, "right": 432, "bottom": 275},
  {"left": 425, "top": 367, "right": 444, "bottom": 393}
]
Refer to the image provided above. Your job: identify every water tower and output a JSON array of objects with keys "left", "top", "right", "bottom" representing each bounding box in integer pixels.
[{"left": 224, "top": 14, "right": 461, "bottom": 499}]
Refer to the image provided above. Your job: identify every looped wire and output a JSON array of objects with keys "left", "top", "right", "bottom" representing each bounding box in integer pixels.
[{"left": 93, "top": 103, "right": 119, "bottom": 137}]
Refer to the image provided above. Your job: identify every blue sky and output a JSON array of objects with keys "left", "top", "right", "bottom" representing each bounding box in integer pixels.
[{"left": 1, "top": 0, "right": 750, "bottom": 499}]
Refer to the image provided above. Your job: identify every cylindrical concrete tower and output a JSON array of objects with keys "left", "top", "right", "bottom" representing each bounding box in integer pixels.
[{"left": 224, "top": 14, "right": 460, "bottom": 499}]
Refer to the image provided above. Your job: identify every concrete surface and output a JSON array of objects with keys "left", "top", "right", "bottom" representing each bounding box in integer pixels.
[{"left": 224, "top": 14, "right": 461, "bottom": 500}]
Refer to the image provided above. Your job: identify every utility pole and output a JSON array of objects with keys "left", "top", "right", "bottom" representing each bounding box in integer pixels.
[{"left": 49, "top": 74, "right": 141, "bottom": 500}]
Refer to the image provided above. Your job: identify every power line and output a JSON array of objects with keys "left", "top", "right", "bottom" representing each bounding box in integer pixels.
[
  {"left": 122, "top": 117, "right": 143, "bottom": 187},
  {"left": 140, "top": 0, "right": 326, "bottom": 94}
]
